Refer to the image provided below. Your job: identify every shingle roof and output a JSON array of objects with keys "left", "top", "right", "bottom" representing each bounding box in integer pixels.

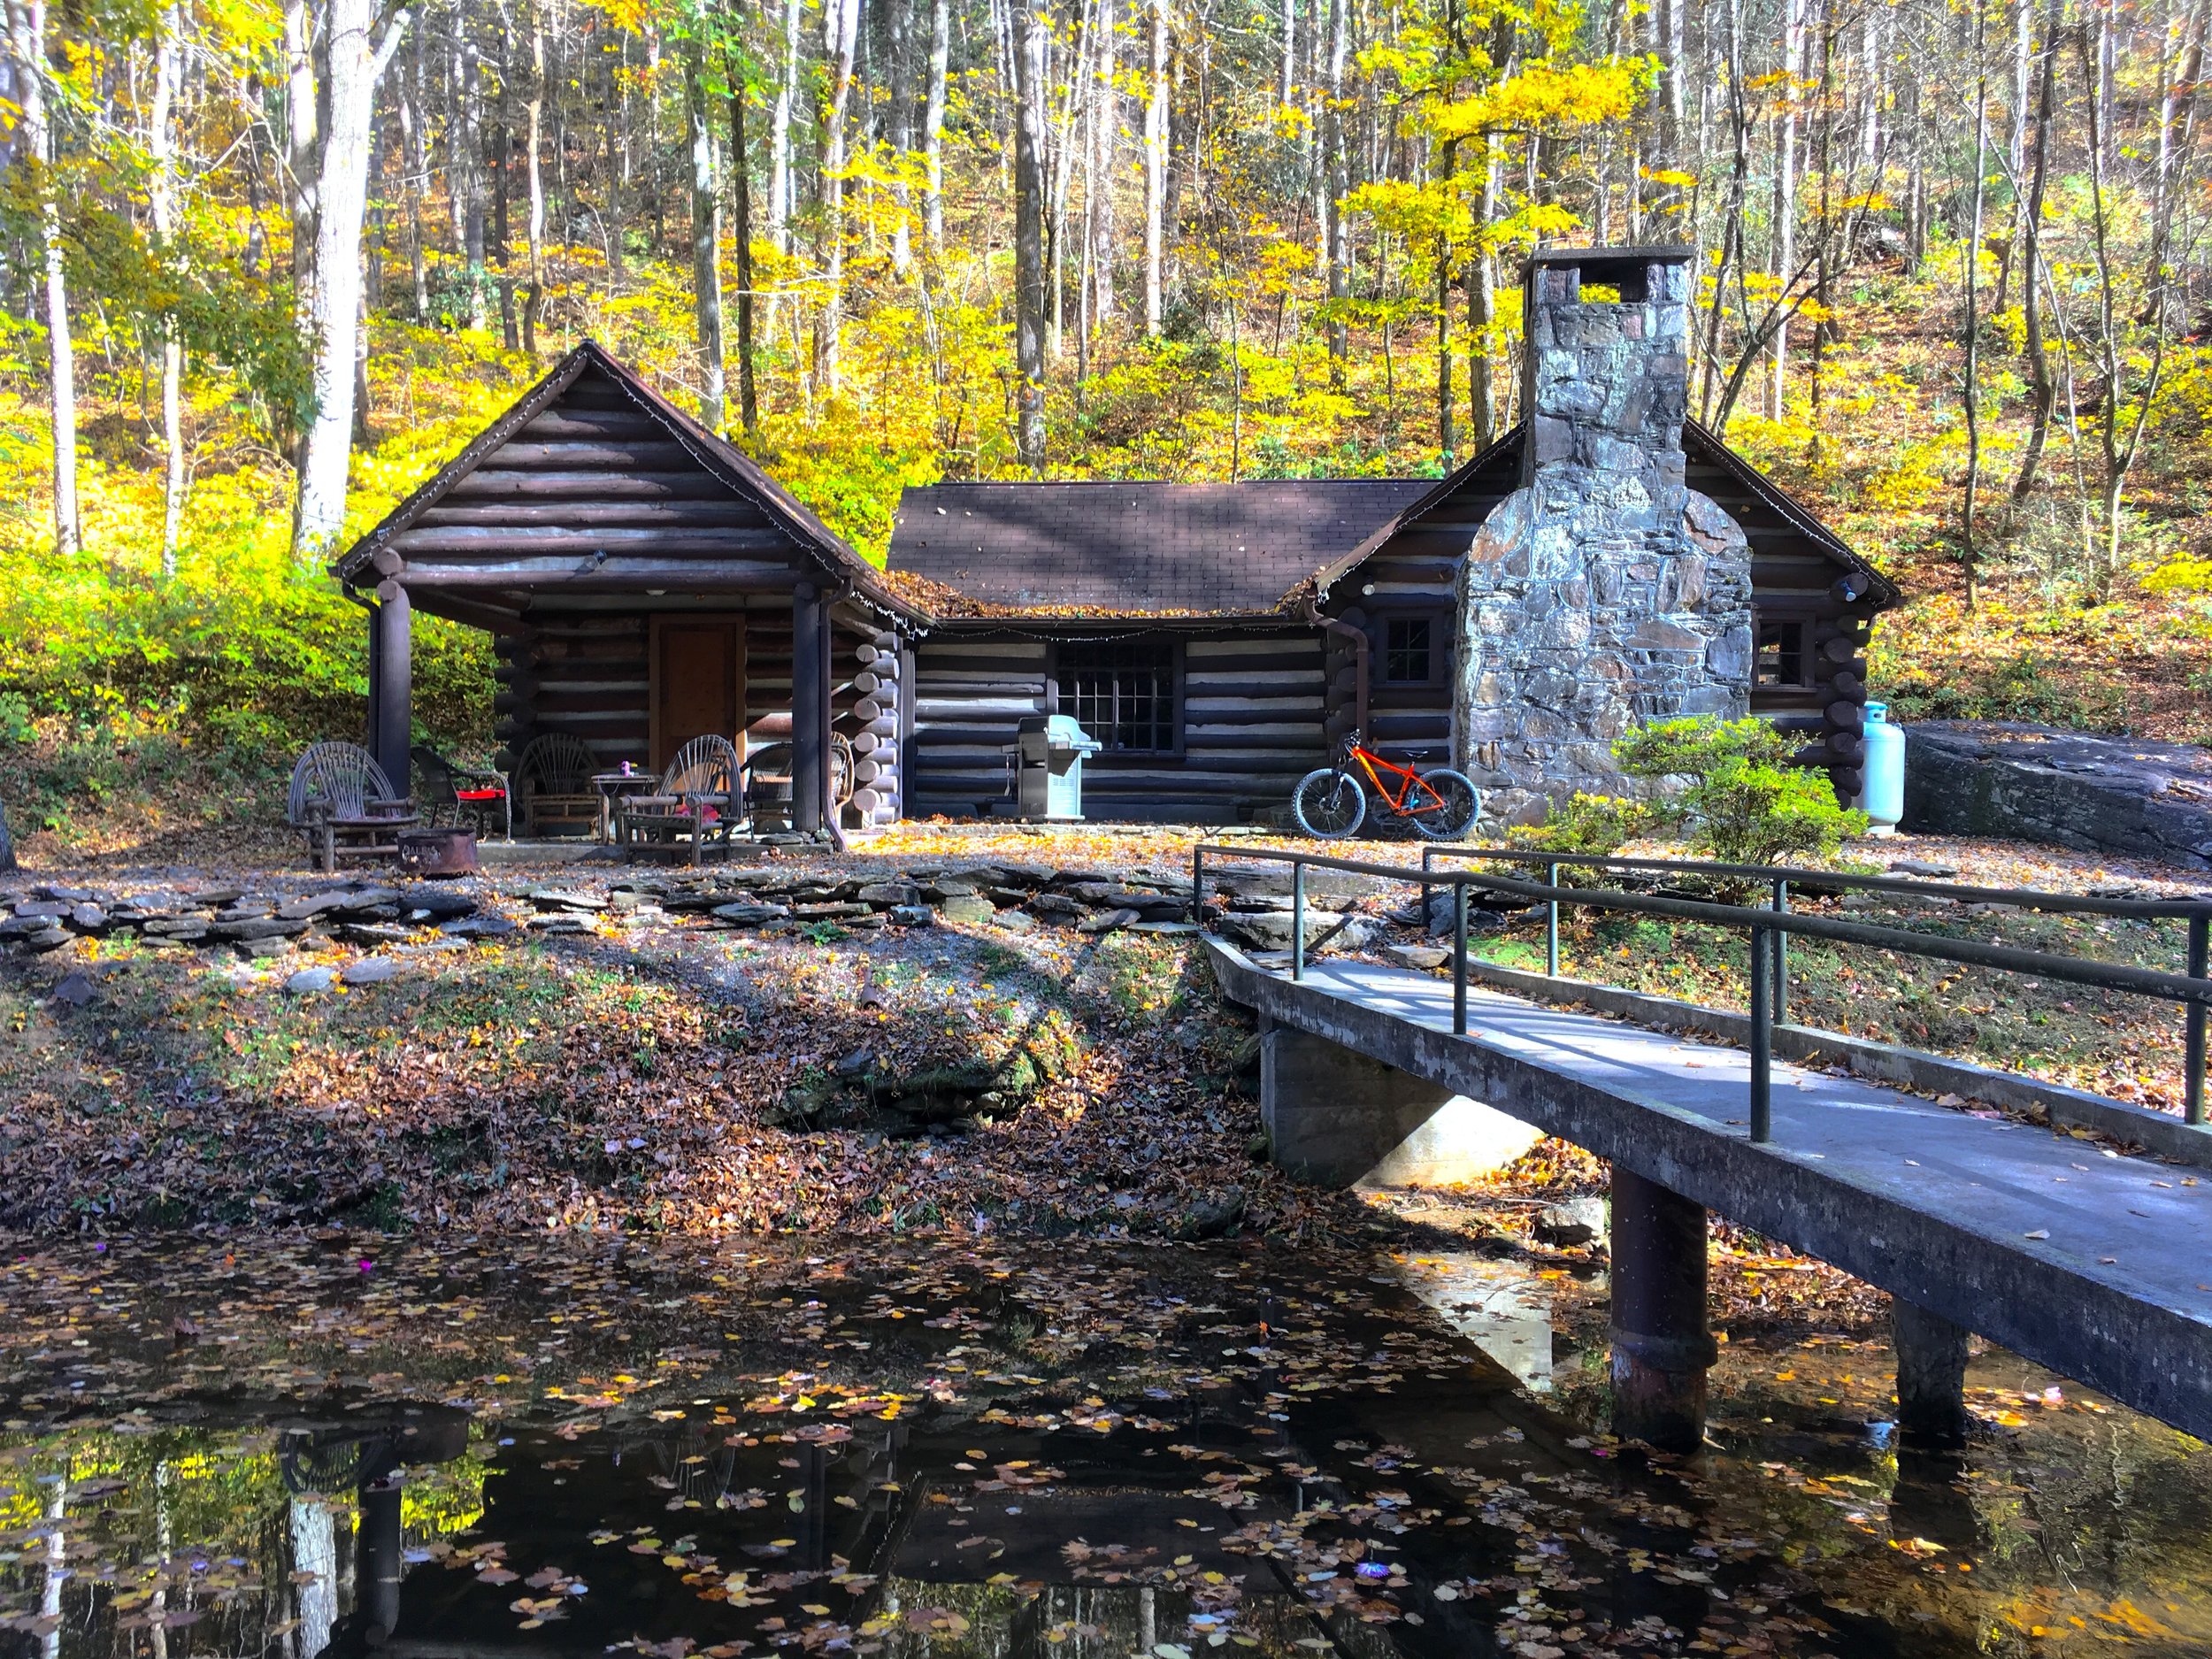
[{"left": 887, "top": 480, "right": 1433, "bottom": 616}]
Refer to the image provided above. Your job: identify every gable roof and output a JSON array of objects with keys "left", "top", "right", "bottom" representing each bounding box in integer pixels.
[
  {"left": 1310, "top": 419, "right": 1900, "bottom": 609},
  {"left": 887, "top": 479, "right": 1432, "bottom": 617},
  {"left": 331, "top": 340, "right": 927, "bottom": 622}
]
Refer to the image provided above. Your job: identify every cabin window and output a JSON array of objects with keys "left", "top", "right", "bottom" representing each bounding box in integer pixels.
[
  {"left": 1755, "top": 618, "right": 1815, "bottom": 687},
  {"left": 1382, "top": 616, "right": 1438, "bottom": 684},
  {"left": 1058, "top": 639, "right": 1179, "bottom": 753}
]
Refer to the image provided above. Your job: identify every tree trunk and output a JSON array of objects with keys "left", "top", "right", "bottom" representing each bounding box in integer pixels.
[
  {"left": 151, "top": 0, "right": 186, "bottom": 574},
  {"left": 11, "top": 0, "right": 80, "bottom": 560},
  {"left": 492, "top": 51, "right": 516, "bottom": 351},
  {"left": 0, "top": 786, "right": 15, "bottom": 872},
  {"left": 1324, "top": 0, "right": 1348, "bottom": 380},
  {"left": 818, "top": 0, "right": 859, "bottom": 389},
  {"left": 771, "top": 0, "right": 801, "bottom": 255},
  {"left": 292, "top": 0, "right": 411, "bottom": 565},
  {"left": 1014, "top": 0, "right": 1049, "bottom": 469},
  {"left": 1089, "top": 0, "right": 1118, "bottom": 334},
  {"left": 1143, "top": 0, "right": 1168, "bottom": 334},
  {"left": 284, "top": 0, "right": 319, "bottom": 289},
  {"left": 731, "top": 54, "right": 759, "bottom": 436},
  {"left": 524, "top": 2, "right": 547, "bottom": 354},
  {"left": 924, "top": 0, "right": 949, "bottom": 250},
  {"left": 888, "top": 0, "right": 915, "bottom": 271},
  {"left": 1992, "top": 0, "right": 2031, "bottom": 312},
  {"left": 1702, "top": 0, "right": 1750, "bottom": 432},
  {"left": 2012, "top": 0, "right": 2060, "bottom": 500},
  {"left": 1646, "top": 0, "right": 1684, "bottom": 219},
  {"left": 2142, "top": 0, "right": 2207, "bottom": 308},
  {"left": 2077, "top": 8, "right": 2165, "bottom": 602},
  {"left": 1463, "top": 142, "right": 1497, "bottom": 444},
  {"left": 458, "top": 30, "right": 488, "bottom": 327},
  {"left": 1434, "top": 138, "right": 1456, "bottom": 462},
  {"left": 1805, "top": 0, "right": 1836, "bottom": 452},
  {"left": 607, "top": 32, "right": 629, "bottom": 284},
  {"left": 686, "top": 35, "right": 726, "bottom": 432},
  {"left": 1770, "top": 0, "right": 1801, "bottom": 417},
  {"left": 649, "top": 29, "right": 668, "bottom": 256},
  {"left": 1962, "top": 1, "right": 1988, "bottom": 611},
  {"left": 403, "top": 23, "right": 430, "bottom": 315},
  {"left": 1280, "top": 0, "right": 1294, "bottom": 105},
  {"left": 1050, "top": 0, "right": 1091, "bottom": 364}
]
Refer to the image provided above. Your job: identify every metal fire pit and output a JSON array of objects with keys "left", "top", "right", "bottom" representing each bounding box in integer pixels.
[{"left": 397, "top": 826, "right": 478, "bottom": 877}]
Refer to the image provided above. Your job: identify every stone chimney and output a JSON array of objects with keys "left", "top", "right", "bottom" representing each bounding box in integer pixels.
[{"left": 1457, "top": 247, "right": 1755, "bottom": 823}]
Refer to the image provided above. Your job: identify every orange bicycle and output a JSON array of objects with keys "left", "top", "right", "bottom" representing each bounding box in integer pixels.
[{"left": 1292, "top": 729, "right": 1479, "bottom": 841}]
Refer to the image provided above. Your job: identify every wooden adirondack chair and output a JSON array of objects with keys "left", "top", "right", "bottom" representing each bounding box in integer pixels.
[
  {"left": 513, "top": 733, "right": 605, "bottom": 839},
  {"left": 288, "top": 743, "right": 419, "bottom": 872},
  {"left": 619, "top": 735, "right": 740, "bottom": 864}
]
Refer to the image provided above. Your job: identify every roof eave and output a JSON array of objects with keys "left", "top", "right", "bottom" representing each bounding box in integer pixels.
[
  {"left": 1311, "top": 424, "right": 1525, "bottom": 600},
  {"left": 1681, "top": 420, "right": 1901, "bottom": 611},
  {"left": 330, "top": 344, "right": 600, "bottom": 586},
  {"left": 330, "top": 339, "right": 933, "bottom": 627}
]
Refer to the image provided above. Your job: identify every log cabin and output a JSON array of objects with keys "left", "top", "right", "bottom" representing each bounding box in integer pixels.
[
  {"left": 335, "top": 247, "right": 1895, "bottom": 834},
  {"left": 888, "top": 249, "right": 1897, "bottom": 824},
  {"left": 332, "top": 342, "right": 928, "bottom": 834}
]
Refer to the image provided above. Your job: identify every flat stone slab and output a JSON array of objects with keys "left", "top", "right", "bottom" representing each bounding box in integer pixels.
[
  {"left": 1903, "top": 719, "right": 2212, "bottom": 868},
  {"left": 1210, "top": 938, "right": 2212, "bottom": 1440}
]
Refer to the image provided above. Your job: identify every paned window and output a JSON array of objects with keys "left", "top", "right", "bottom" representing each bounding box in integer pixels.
[
  {"left": 1755, "top": 618, "right": 1814, "bottom": 687},
  {"left": 1382, "top": 617, "right": 1436, "bottom": 684},
  {"left": 1058, "top": 640, "right": 1179, "bottom": 753}
]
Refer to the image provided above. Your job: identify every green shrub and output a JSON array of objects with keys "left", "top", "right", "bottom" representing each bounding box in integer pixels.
[
  {"left": 1504, "top": 792, "right": 1658, "bottom": 875},
  {"left": 1613, "top": 715, "right": 1868, "bottom": 866}
]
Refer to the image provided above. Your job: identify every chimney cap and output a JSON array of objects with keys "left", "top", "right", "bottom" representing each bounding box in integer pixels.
[{"left": 1525, "top": 244, "right": 1696, "bottom": 269}]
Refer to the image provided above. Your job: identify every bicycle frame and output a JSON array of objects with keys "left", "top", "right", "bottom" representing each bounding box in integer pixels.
[{"left": 1343, "top": 742, "right": 1455, "bottom": 819}]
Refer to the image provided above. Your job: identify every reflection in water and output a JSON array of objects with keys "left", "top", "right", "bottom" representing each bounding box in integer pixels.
[
  {"left": 1397, "top": 1251, "right": 1572, "bottom": 1391},
  {"left": 0, "top": 1235, "right": 2206, "bottom": 1657},
  {"left": 289, "top": 1496, "right": 336, "bottom": 1655}
]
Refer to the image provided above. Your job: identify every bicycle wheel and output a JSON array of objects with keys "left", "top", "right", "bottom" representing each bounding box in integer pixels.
[
  {"left": 1292, "top": 768, "right": 1367, "bottom": 839},
  {"left": 1406, "top": 768, "right": 1479, "bottom": 841}
]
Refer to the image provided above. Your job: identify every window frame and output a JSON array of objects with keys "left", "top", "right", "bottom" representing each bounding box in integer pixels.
[
  {"left": 1371, "top": 610, "right": 1450, "bottom": 688},
  {"left": 1048, "top": 635, "right": 1187, "bottom": 757},
  {"left": 1753, "top": 613, "right": 1818, "bottom": 691}
]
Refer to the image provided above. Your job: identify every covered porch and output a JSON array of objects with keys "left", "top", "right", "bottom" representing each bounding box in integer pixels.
[{"left": 333, "top": 342, "right": 924, "bottom": 843}]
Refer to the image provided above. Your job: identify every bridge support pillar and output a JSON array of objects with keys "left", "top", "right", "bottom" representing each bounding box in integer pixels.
[
  {"left": 1891, "top": 1298, "right": 1972, "bottom": 1449},
  {"left": 1609, "top": 1168, "right": 1717, "bottom": 1454},
  {"left": 1260, "top": 1018, "right": 1543, "bottom": 1188}
]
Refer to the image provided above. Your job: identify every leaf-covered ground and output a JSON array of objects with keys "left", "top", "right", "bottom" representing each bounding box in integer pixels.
[
  {"left": 4, "top": 823, "right": 2204, "bottom": 1238},
  {"left": 0, "top": 894, "right": 1317, "bottom": 1240}
]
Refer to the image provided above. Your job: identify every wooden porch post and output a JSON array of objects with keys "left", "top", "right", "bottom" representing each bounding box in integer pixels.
[
  {"left": 373, "top": 580, "right": 413, "bottom": 796},
  {"left": 792, "top": 580, "right": 826, "bottom": 833}
]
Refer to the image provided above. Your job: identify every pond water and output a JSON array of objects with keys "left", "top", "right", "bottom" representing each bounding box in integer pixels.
[{"left": 0, "top": 1234, "right": 2206, "bottom": 1657}]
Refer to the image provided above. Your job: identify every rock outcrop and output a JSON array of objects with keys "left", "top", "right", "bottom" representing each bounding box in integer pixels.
[{"left": 1902, "top": 721, "right": 2212, "bottom": 869}]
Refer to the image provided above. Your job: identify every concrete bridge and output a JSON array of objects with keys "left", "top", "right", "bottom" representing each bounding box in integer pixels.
[{"left": 1209, "top": 937, "right": 2212, "bottom": 1453}]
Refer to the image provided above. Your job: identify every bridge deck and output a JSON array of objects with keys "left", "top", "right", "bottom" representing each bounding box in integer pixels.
[{"left": 1208, "top": 940, "right": 2212, "bottom": 1440}]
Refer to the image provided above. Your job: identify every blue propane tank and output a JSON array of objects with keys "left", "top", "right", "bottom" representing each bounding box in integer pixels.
[{"left": 1858, "top": 700, "right": 1905, "bottom": 833}]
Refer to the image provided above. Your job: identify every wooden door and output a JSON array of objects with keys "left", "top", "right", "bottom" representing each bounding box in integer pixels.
[{"left": 650, "top": 616, "right": 746, "bottom": 771}]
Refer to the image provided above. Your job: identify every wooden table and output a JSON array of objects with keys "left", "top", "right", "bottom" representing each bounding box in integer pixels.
[{"left": 590, "top": 771, "right": 662, "bottom": 842}]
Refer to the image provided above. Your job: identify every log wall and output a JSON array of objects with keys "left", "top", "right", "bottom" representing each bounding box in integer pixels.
[
  {"left": 907, "top": 629, "right": 1329, "bottom": 822},
  {"left": 405, "top": 368, "right": 809, "bottom": 583},
  {"left": 839, "top": 621, "right": 905, "bottom": 827}
]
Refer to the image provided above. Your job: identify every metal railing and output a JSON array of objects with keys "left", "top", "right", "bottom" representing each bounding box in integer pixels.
[{"left": 1191, "top": 843, "right": 2212, "bottom": 1142}]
